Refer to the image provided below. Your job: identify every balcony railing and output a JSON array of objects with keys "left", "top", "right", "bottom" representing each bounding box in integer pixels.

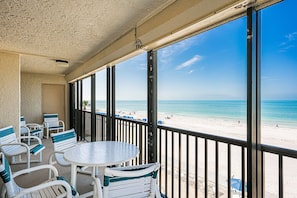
[{"left": 81, "top": 111, "right": 297, "bottom": 198}]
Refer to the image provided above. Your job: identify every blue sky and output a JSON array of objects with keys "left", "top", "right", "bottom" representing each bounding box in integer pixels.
[
  {"left": 86, "top": 0, "right": 296, "bottom": 101},
  {"left": 261, "top": 0, "right": 297, "bottom": 100}
]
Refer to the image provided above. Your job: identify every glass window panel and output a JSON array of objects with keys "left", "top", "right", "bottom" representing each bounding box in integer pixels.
[
  {"left": 158, "top": 17, "right": 247, "bottom": 140},
  {"left": 261, "top": 0, "right": 297, "bottom": 149},
  {"left": 96, "top": 69, "right": 107, "bottom": 113},
  {"left": 82, "top": 77, "right": 91, "bottom": 111},
  {"left": 116, "top": 53, "right": 147, "bottom": 119},
  {"left": 261, "top": 1, "right": 297, "bottom": 197}
]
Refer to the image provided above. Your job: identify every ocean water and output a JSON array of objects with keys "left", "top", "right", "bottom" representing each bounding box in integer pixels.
[{"left": 95, "top": 100, "right": 297, "bottom": 127}]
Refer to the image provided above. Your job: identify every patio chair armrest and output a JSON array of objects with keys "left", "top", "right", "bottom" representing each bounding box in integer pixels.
[
  {"left": 17, "top": 135, "right": 42, "bottom": 144},
  {"left": 48, "top": 151, "right": 64, "bottom": 164},
  {"left": 105, "top": 162, "right": 160, "bottom": 177},
  {"left": 58, "top": 120, "right": 65, "bottom": 125},
  {"left": 20, "top": 125, "right": 30, "bottom": 131},
  {"left": 91, "top": 176, "right": 103, "bottom": 198},
  {"left": 57, "top": 120, "right": 65, "bottom": 130},
  {"left": 20, "top": 126, "right": 31, "bottom": 136},
  {"left": 13, "top": 179, "right": 73, "bottom": 198},
  {"left": 12, "top": 164, "right": 59, "bottom": 179}
]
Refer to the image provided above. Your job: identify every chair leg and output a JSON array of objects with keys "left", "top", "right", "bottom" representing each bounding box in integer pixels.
[
  {"left": 12, "top": 155, "right": 22, "bottom": 164},
  {"left": 45, "top": 128, "right": 49, "bottom": 139},
  {"left": 48, "top": 159, "right": 54, "bottom": 178},
  {"left": 0, "top": 186, "right": 7, "bottom": 198},
  {"left": 39, "top": 151, "right": 43, "bottom": 162},
  {"left": 27, "top": 151, "right": 30, "bottom": 169},
  {"left": 28, "top": 133, "right": 31, "bottom": 146},
  {"left": 92, "top": 167, "right": 96, "bottom": 178}
]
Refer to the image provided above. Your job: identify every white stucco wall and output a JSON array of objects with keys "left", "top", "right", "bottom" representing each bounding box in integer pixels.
[
  {"left": 0, "top": 52, "right": 20, "bottom": 134},
  {"left": 21, "top": 72, "right": 68, "bottom": 128}
]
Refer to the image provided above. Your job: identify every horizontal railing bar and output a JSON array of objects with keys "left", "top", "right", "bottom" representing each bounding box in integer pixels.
[
  {"left": 92, "top": 111, "right": 247, "bottom": 147},
  {"left": 261, "top": 144, "right": 297, "bottom": 158},
  {"left": 158, "top": 125, "right": 247, "bottom": 147}
]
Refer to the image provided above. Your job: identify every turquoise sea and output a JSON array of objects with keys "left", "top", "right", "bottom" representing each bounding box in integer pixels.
[{"left": 95, "top": 100, "right": 297, "bottom": 127}]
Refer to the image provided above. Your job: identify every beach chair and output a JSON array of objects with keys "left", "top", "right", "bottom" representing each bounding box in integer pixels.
[
  {"left": 43, "top": 113, "right": 65, "bottom": 139},
  {"left": 93, "top": 162, "right": 162, "bottom": 198},
  {"left": 0, "top": 152, "right": 79, "bottom": 198},
  {"left": 0, "top": 126, "right": 44, "bottom": 169},
  {"left": 49, "top": 129, "right": 91, "bottom": 177},
  {"left": 20, "top": 115, "right": 43, "bottom": 145}
]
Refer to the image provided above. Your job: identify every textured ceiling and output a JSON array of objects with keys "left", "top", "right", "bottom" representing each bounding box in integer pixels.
[{"left": 0, "top": 0, "right": 171, "bottom": 75}]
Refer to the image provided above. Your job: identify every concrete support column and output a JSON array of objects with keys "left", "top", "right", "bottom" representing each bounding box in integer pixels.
[{"left": 0, "top": 52, "right": 20, "bottom": 135}]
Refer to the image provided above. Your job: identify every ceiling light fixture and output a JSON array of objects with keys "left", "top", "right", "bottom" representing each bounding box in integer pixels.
[{"left": 55, "top": 59, "right": 69, "bottom": 67}]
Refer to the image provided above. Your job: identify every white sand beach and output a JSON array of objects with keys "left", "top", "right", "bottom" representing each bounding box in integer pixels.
[{"left": 116, "top": 111, "right": 297, "bottom": 197}]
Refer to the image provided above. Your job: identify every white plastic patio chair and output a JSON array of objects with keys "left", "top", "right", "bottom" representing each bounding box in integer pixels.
[
  {"left": 0, "top": 152, "right": 79, "bottom": 198},
  {"left": 43, "top": 113, "right": 65, "bottom": 139},
  {"left": 0, "top": 125, "right": 44, "bottom": 169},
  {"left": 93, "top": 162, "right": 162, "bottom": 198},
  {"left": 20, "top": 115, "right": 43, "bottom": 145},
  {"left": 49, "top": 129, "right": 91, "bottom": 177}
]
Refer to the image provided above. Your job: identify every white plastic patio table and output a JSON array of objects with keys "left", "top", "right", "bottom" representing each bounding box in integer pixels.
[{"left": 63, "top": 141, "right": 139, "bottom": 188}]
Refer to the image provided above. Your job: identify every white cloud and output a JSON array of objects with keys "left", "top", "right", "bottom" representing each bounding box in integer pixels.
[
  {"left": 176, "top": 55, "right": 202, "bottom": 70},
  {"left": 160, "top": 36, "right": 204, "bottom": 58},
  {"left": 279, "top": 31, "right": 297, "bottom": 52},
  {"left": 137, "top": 63, "right": 146, "bottom": 70},
  {"left": 160, "top": 40, "right": 191, "bottom": 58},
  {"left": 286, "top": 32, "right": 297, "bottom": 41}
]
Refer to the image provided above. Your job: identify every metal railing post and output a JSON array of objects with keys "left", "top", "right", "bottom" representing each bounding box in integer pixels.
[
  {"left": 111, "top": 66, "right": 116, "bottom": 141},
  {"left": 106, "top": 67, "right": 111, "bottom": 140},
  {"left": 91, "top": 74, "right": 96, "bottom": 142}
]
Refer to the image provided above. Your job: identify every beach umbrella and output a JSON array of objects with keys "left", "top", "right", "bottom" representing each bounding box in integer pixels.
[{"left": 230, "top": 178, "right": 247, "bottom": 192}]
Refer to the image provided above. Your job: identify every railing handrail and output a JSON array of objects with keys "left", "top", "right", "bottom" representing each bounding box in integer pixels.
[
  {"left": 158, "top": 124, "right": 247, "bottom": 147},
  {"left": 261, "top": 143, "right": 297, "bottom": 158}
]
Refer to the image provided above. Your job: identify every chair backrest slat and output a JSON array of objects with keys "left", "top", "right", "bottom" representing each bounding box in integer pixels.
[
  {"left": 0, "top": 127, "right": 18, "bottom": 153},
  {"left": 52, "top": 131, "right": 76, "bottom": 143},
  {"left": 44, "top": 113, "right": 60, "bottom": 127},
  {"left": 103, "top": 163, "right": 160, "bottom": 198},
  {"left": 0, "top": 133, "right": 16, "bottom": 144},
  {"left": 0, "top": 127, "right": 22, "bottom": 155},
  {"left": 0, "top": 126, "right": 15, "bottom": 138},
  {"left": 51, "top": 129, "right": 77, "bottom": 152},
  {"left": 109, "top": 177, "right": 151, "bottom": 197}
]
